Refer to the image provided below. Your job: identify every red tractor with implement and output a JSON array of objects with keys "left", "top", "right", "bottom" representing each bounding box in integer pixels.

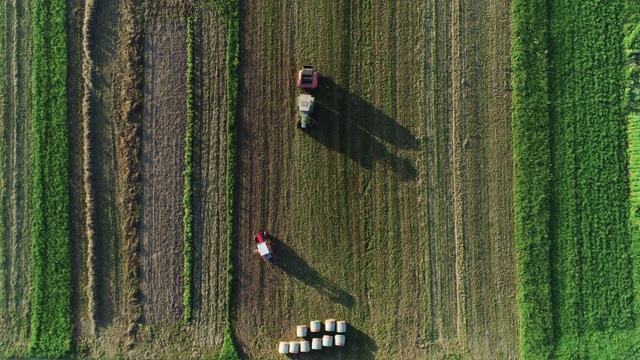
[
  {"left": 296, "top": 66, "right": 319, "bottom": 128},
  {"left": 254, "top": 231, "right": 274, "bottom": 261}
]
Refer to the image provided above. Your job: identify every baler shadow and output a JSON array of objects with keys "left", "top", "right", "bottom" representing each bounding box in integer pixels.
[
  {"left": 269, "top": 235, "right": 354, "bottom": 308},
  {"left": 303, "top": 76, "right": 418, "bottom": 182}
]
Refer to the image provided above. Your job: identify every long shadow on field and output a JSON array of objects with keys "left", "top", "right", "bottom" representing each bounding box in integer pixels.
[
  {"left": 302, "top": 76, "right": 418, "bottom": 182},
  {"left": 269, "top": 235, "right": 354, "bottom": 308}
]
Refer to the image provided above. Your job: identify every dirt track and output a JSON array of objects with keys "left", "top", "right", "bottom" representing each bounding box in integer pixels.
[{"left": 139, "top": 16, "right": 188, "bottom": 325}]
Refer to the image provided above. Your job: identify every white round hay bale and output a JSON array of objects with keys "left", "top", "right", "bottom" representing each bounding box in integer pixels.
[
  {"left": 335, "top": 334, "right": 346, "bottom": 346},
  {"left": 310, "top": 320, "right": 322, "bottom": 332},
  {"left": 325, "top": 318, "right": 336, "bottom": 332},
  {"left": 300, "top": 340, "right": 311, "bottom": 353},
  {"left": 297, "top": 325, "right": 308, "bottom": 337},
  {"left": 323, "top": 335, "right": 334, "bottom": 347},
  {"left": 289, "top": 341, "right": 299, "bottom": 353},
  {"left": 312, "top": 337, "right": 323, "bottom": 350},
  {"left": 336, "top": 320, "right": 347, "bottom": 333},
  {"left": 278, "top": 341, "right": 289, "bottom": 354}
]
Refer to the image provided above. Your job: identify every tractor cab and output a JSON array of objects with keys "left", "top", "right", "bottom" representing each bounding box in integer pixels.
[
  {"left": 254, "top": 232, "right": 273, "bottom": 261},
  {"left": 297, "top": 66, "right": 318, "bottom": 90},
  {"left": 297, "top": 94, "right": 315, "bottom": 129}
]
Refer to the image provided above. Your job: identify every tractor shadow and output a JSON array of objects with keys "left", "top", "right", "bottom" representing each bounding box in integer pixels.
[
  {"left": 269, "top": 235, "right": 355, "bottom": 308},
  {"left": 303, "top": 76, "right": 418, "bottom": 182}
]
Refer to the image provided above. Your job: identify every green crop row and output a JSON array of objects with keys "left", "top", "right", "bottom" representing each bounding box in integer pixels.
[
  {"left": 212, "top": 0, "right": 241, "bottom": 359},
  {"left": 29, "top": 0, "right": 71, "bottom": 358},
  {"left": 183, "top": 16, "right": 195, "bottom": 324},
  {"left": 510, "top": 0, "right": 553, "bottom": 358},
  {"left": 513, "top": 0, "right": 638, "bottom": 358},
  {"left": 548, "top": 3, "right": 633, "bottom": 357},
  {"left": 626, "top": 0, "right": 640, "bottom": 333}
]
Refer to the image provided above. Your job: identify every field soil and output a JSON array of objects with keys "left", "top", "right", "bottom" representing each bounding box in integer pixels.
[
  {"left": 0, "top": 0, "right": 33, "bottom": 356},
  {"left": 190, "top": 8, "right": 229, "bottom": 349},
  {"left": 139, "top": 15, "right": 188, "bottom": 324},
  {"left": 65, "top": 1, "right": 226, "bottom": 357},
  {"left": 233, "top": 0, "right": 517, "bottom": 359}
]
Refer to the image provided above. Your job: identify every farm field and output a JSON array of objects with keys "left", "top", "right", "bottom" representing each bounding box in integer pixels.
[
  {"left": 0, "top": 0, "right": 639, "bottom": 359},
  {"left": 232, "top": 0, "right": 516, "bottom": 358},
  {"left": 0, "top": 0, "right": 33, "bottom": 357}
]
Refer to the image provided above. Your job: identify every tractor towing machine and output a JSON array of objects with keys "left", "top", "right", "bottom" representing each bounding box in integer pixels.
[{"left": 296, "top": 65, "right": 318, "bottom": 129}]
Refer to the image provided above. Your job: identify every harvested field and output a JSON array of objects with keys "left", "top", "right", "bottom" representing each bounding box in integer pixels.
[
  {"left": 69, "top": 0, "right": 145, "bottom": 356},
  {"left": 139, "top": 15, "right": 188, "bottom": 324},
  {"left": 0, "top": 0, "right": 33, "bottom": 357},
  {"left": 4, "top": 0, "right": 638, "bottom": 358},
  {"left": 233, "top": 0, "right": 517, "bottom": 358},
  {"left": 190, "top": 8, "right": 229, "bottom": 348}
]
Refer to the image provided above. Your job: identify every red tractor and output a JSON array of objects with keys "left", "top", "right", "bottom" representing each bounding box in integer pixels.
[
  {"left": 297, "top": 66, "right": 319, "bottom": 90},
  {"left": 254, "top": 231, "right": 274, "bottom": 261}
]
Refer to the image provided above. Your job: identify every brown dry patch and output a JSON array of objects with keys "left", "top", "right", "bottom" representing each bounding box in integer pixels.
[{"left": 139, "top": 15, "right": 188, "bottom": 325}]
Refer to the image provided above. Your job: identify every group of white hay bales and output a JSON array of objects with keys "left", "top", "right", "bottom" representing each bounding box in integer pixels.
[{"left": 278, "top": 319, "right": 347, "bottom": 354}]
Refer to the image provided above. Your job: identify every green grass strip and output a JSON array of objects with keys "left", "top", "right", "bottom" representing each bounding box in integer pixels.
[
  {"left": 626, "top": 0, "right": 640, "bottom": 332},
  {"left": 510, "top": 0, "right": 553, "bottom": 358},
  {"left": 212, "top": 0, "right": 240, "bottom": 359},
  {"left": 29, "top": 0, "right": 71, "bottom": 357},
  {"left": 548, "top": 3, "right": 633, "bottom": 357},
  {"left": 183, "top": 16, "right": 195, "bottom": 324}
]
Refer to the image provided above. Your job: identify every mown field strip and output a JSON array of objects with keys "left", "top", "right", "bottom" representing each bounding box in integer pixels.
[
  {"left": 0, "top": 0, "right": 33, "bottom": 357},
  {"left": 30, "top": 0, "right": 71, "bottom": 357}
]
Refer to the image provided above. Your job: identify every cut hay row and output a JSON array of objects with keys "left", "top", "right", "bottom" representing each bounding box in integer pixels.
[
  {"left": 117, "top": 0, "right": 144, "bottom": 344},
  {"left": 80, "top": 0, "right": 98, "bottom": 337},
  {"left": 183, "top": 16, "right": 194, "bottom": 323},
  {"left": 510, "top": 0, "right": 553, "bottom": 358},
  {"left": 29, "top": 0, "right": 71, "bottom": 357},
  {"left": 213, "top": 0, "right": 240, "bottom": 359}
]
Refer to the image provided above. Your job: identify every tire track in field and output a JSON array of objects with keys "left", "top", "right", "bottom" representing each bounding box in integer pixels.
[
  {"left": 140, "top": 16, "right": 187, "bottom": 324},
  {"left": 426, "top": 0, "right": 458, "bottom": 344}
]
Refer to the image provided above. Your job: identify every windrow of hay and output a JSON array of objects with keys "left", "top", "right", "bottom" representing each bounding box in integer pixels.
[
  {"left": 118, "top": 0, "right": 144, "bottom": 346},
  {"left": 80, "top": 0, "right": 98, "bottom": 337}
]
